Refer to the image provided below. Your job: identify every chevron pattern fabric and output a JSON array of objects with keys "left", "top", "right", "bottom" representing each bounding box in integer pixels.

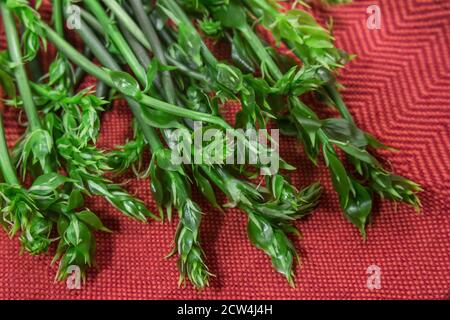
[{"left": 0, "top": 0, "right": 448, "bottom": 299}]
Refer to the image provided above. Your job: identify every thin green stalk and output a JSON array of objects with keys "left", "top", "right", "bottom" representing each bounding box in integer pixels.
[
  {"left": 0, "top": 113, "right": 20, "bottom": 185},
  {"left": 1, "top": 3, "right": 41, "bottom": 131},
  {"left": 118, "top": 22, "right": 163, "bottom": 94},
  {"left": 73, "top": 47, "right": 92, "bottom": 87},
  {"left": 22, "top": 20, "right": 43, "bottom": 83},
  {"left": 164, "top": 54, "right": 209, "bottom": 82},
  {"left": 323, "top": 83, "right": 354, "bottom": 122},
  {"left": 244, "top": 0, "right": 355, "bottom": 123},
  {"left": 95, "top": 80, "right": 108, "bottom": 98}
]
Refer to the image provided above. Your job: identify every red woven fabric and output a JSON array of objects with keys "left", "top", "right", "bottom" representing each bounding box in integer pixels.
[{"left": 0, "top": 0, "right": 449, "bottom": 300}]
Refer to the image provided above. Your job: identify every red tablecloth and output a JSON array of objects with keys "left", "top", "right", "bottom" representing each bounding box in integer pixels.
[{"left": 0, "top": 0, "right": 448, "bottom": 300}]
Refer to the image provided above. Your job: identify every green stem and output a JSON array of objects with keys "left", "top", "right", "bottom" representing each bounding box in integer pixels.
[
  {"left": 119, "top": 23, "right": 151, "bottom": 69},
  {"left": 164, "top": 54, "right": 209, "bottom": 82},
  {"left": 239, "top": 23, "right": 282, "bottom": 81},
  {"left": 130, "top": 0, "right": 176, "bottom": 104},
  {"left": 117, "top": 22, "right": 163, "bottom": 98},
  {"left": 0, "top": 113, "right": 20, "bottom": 185},
  {"left": 83, "top": 0, "right": 147, "bottom": 85},
  {"left": 1, "top": 3, "right": 41, "bottom": 131},
  {"left": 101, "top": 0, "right": 151, "bottom": 50},
  {"left": 41, "top": 23, "right": 230, "bottom": 129},
  {"left": 53, "top": 0, "right": 64, "bottom": 36},
  {"left": 74, "top": 47, "right": 91, "bottom": 87}
]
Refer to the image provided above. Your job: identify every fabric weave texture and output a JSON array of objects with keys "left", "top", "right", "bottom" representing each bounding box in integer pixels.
[{"left": 0, "top": 0, "right": 448, "bottom": 300}]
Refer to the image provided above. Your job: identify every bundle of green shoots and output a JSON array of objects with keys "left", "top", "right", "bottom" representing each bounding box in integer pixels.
[{"left": 0, "top": 0, "right": 420, "bottom": 288}]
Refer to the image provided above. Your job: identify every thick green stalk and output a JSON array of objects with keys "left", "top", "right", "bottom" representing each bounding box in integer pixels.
[
  {"left": 0, "top": 114, "right": 20, "bottom": 185},
  {"left": 53, "top": 0, "right": 64, "bottom": 36},
  {"left": 1, "top": 4, "right": 41, "bottom": 131}
]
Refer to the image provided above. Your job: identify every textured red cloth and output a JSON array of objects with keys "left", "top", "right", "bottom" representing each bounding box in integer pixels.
[{"left": 0, "top": 0, "right": 449, "bottom": 300}]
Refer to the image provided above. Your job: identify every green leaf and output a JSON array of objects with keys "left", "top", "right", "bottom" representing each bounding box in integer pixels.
[
  {"left": 199, "top": 17, "right": 223, "bottom": 37},
  {"left": 305, "top": 38, "right": 334, "bottom": 49},
  {"left": 323, "top": 145, "right": 351, "bottom": 207},
  {"left": 29, "top": 173, "right": 70, "bottom": 196},
  {"left": 181, "top": 200, "right": 201, "bottom": 235},
  {"left": 87, "top": 179, "right": 114, "bottom": 198},
  {"left": 271, "top": 174, "right": 285, "bottom": 200},
  {"left": 247, "top": 213, "right": 274, "bottom": 251},
  {"left": 270, "top": 229, "right": 295, "bottom": 284},
  {"left": 322, "top": 118, "right": 367, "bottom": 147},
  {"left": 76, "top": 210, "right": 112, "bottom": 233},
  {"left": 156, "top": 149, "right": 183, "bottom": 173},
  {"left": 231, "top": 32, "right": 257, "bottom": 73},
  {"left": 178, "top": 23, "right": 202, "bottom": 67},
  {"left": 365, "top": 133, "right": 393, "bottom": 150},
  {"left": 0, "top": 68, "right": 16, "bottom": 98},
  {"left": 277, "top": 117, "right": 298, "bottom": 137},
  {"left": 215, "top": 63, "right": 244, "bottom": 93},
  {"left": 144, "top": 59, "right": 158, "bottom": 93},
  {"left": 331, "top": 140, "right": 380, "bottom": 167},
  {"left": 20, "top": 129, "right": 53, "bottom": 175},
  {"left": 149, "top": 155, "right": 166, "bottom": 211},
  {"left": 67, "top": 189, "right": 84, "bottom": 212},
  {"left": 193, "top": 169, "right": 220, "bottom": 209},
  {"left": 57, "top": 214, "right": 70, "bottom": 236},
  {"left": 64, "top": 215, "right": 91, "bottom": 247},
  {"left": 212, "top": 0, "right": 247, "bottom": 30}
]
